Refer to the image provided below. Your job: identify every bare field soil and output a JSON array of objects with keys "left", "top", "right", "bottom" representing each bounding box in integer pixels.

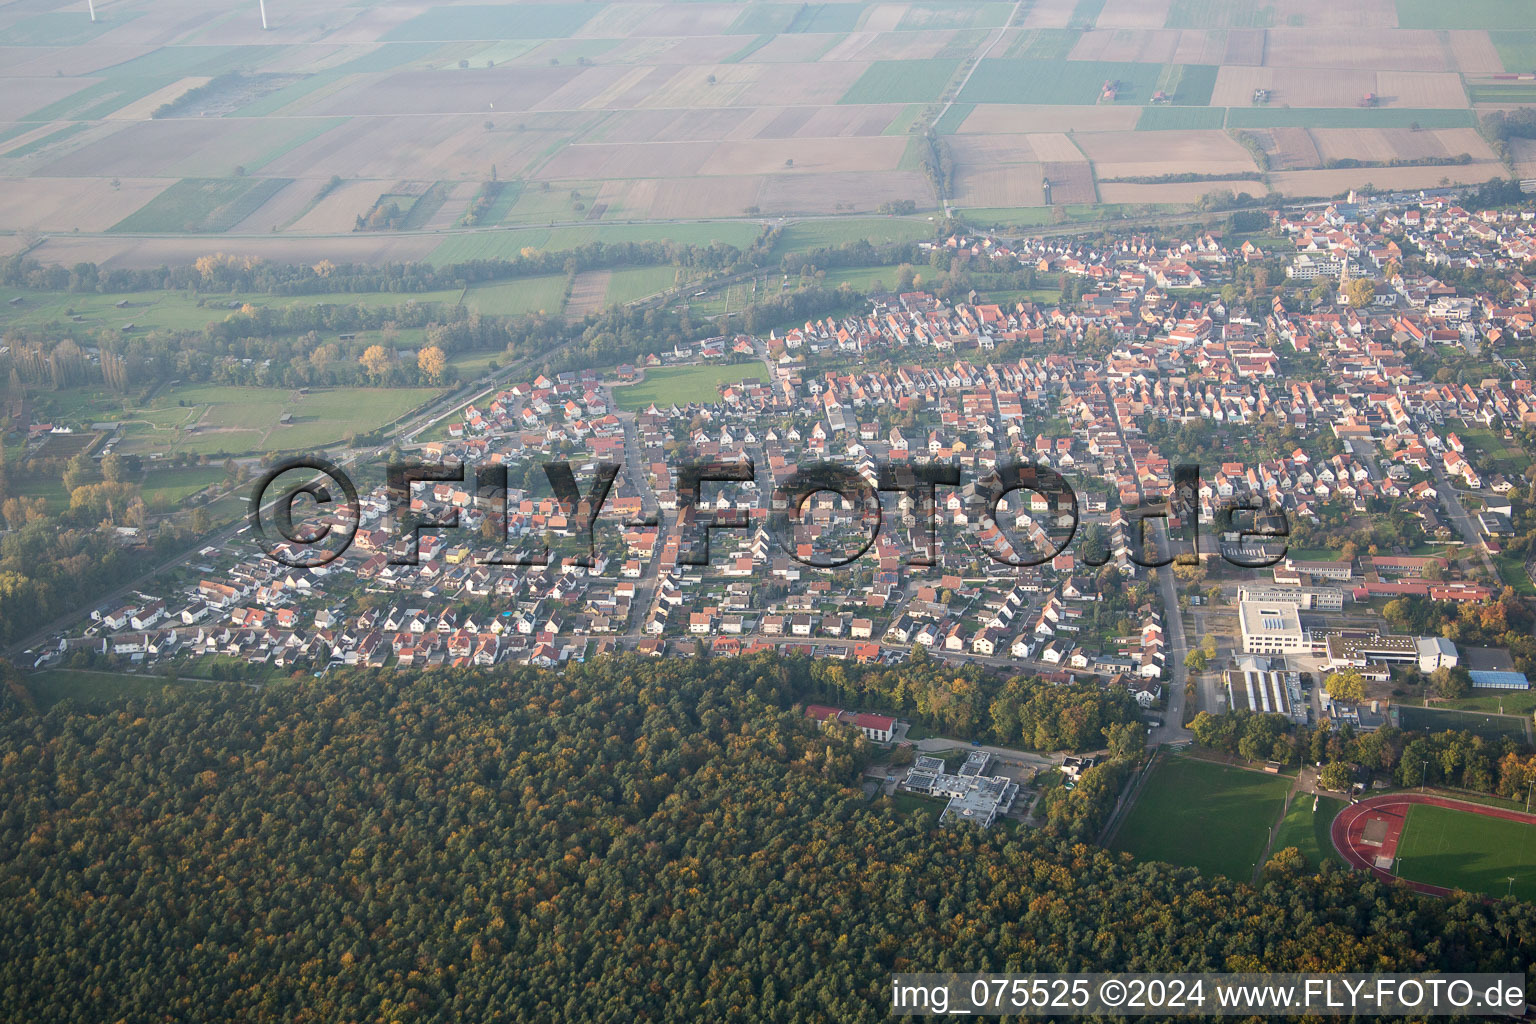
[
  {"left": 952, "top": 162, "right": 1047, "bottom": 207},
  {"left": 1073, "top": 129, "right": 1259, "bottom": 177},
  {"left": 30, "top": 231, "right": 438, "bottom": 270},
  {"left": 1254, "top": 126, "right": 1323, "bottom": 170},
  {"left": 1448, "top": 30, "right": 1504, "bottom": 73},
  {"left": 1222, "top": 29, "right": 1265, "bottom": 65},
  {"left": 1069, "top": 29, "right": 1225, "bottom": 64},
  {"left": 754, "top": 169, "right": 929, "bottom": 214},
  {"left": 1309, "top": 126, "right": 1496, "bottom": 163},
  {"left": 536, "top": 141, "right": 717, "bottom": 181},
  {"left": 226, "top": 178, "right": 324, "bottom": 233},
  {"left": 1019, "top": 0, "right": 1078, "bottom": 28},
  {"left": 0, "top": 76, "right": 98, "bottom": 120},
  {"left": 0, "top": 176, "right": 176, "bottom": 232},
  {"left": 285, "top": 180, "right": 387, "bottom": 233},
  {"left": 566, "top": 269, "right": 611, "bottom": 317},
  {"left": 1212, "top": 66, "right": 1466, "bottom": 108},
  {"left": 262, "top": 115, "right": 568, "bottom": 182},
  {"left": 1263, "top": 30, "right": 1450, "bottom": 70},
  {"left": 955, "top": 104, "right": 1141, "bottom": 134},
  {"left": 1511, "top": 139, "right": 1536, "bottom": 179},
  {"left": 303, "top": 67, "right": 584, "bottom": 116},
  {"left": 1042, "top": 161, "right": 1096, "bottom": 203},
  {"left": 697, "top": 136, "right": 908, "bottom": 175},
  {"left": 599, "top": 175, "right": 764, "bottom": 218},
  {"left": 0, "top": 43, "right": 157, "bottom": 77},
  {"left": 1269, "top": 0, "right": 1398, "bottom": 30},
  {"left": 106, "top": 77, "right": 212, "bottom": 121},
  {"left": 821, "top": 30, "right": 958, "bottom": 61},
  {"left": 1096, "top": 0, "right": 1174, "bottom": 29}
]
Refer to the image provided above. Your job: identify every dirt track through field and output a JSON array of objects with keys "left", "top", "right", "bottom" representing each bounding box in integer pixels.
[{"left": 566, "top": 269, "right": 611, "bottom": 317}]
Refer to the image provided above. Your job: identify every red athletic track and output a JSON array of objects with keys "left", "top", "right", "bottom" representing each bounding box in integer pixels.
[{"left": 1330, "top": 792, "right": 1536, "bottom": 898}]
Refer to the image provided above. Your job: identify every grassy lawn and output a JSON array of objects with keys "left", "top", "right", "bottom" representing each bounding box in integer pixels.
[
  {"left": 139, "top": 464, "right": 227, "bottom": 510},
  {"left": 111, "top": 384, "right": 441, "bottom": 457},
  {"left": 1271, "top": 793, "right": 1347, "bottom": 868},
  {"left": 464, "top": 275, "right": 568, "bottom": 317},
  {"left": 1396, "top": 803, "right": 1536, "bottom": 901},
  {"left": 1494, "top": 551, "right": 1535, "bottom": 596},
  {"left": 1428, "top": 690, "right": 1536, "bottom": 716},
  {"left": 771, "top": 217, "right": 935, "bottom": 254},
  {"left": 613, "top": 363, "right": 768, "bottom": 411},
  {"left": 1111, "top": 755, "right": 1292, "bottom": 881},
  {"left": 887, "top": 791, "right": 946, "bottom": 818},
  {"left": 605, "top": 265, "right": 680, "bottom": 305},
  {"left": 25, "top": 669, "right": 205, "bottom": 708}
]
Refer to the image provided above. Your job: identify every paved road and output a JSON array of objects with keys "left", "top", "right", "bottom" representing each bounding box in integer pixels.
[{"left": 1426, "top": 458, "right": 1498, "bottom": 579}]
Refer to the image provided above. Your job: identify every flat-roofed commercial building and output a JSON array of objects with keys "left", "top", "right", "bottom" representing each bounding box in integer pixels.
[
  {"left": 1237, "top": 584, "right": 1345, "bottom": 612},
  {"left": 1224, "top": 655, "right": 1308, "bottom": 725},
  {"left": 1239, "top": 599, "right": 1307, "bottom": 654}
]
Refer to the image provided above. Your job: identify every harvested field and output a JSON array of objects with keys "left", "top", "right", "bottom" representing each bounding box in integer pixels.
[
  {"left": 0, "top": 176, "right": 176, "bottom": 233},
  {"left": 566, "top": 269, "right": 613, "bottom": 317},
  {"left": 1072, "top": 129, "right": 1259, "bottom": 177},
  {"left": 617, "top": 176, "right": 764, "bottom": 218},
  {"left": 286, "top": 179, "right": 388, "bottom": 233},
  {"left": 796, "top": 104, "right": 908, "bottom": 137},
  {"left": 820, "top": 30, "right": 957, "bottom": 61},
  {"left": 1510, "top": 139, "right": 1536, "bottom": 179},
  {"left": 225, "top": 178, "right": 325, "bottom": 233},
  {"left": 105, "top": 77, "right": 213, "bottom": 121},
  {"left": 961, "top": 58, "right": 1166, "bottom": 104},
  {"left": 1263, "top": 29, "right": 1448, "bottom": 70},
  {"left": 1095, "top": 0, "right": 1174, "bottom": 29},
  {"left": 754, "top": 169, "right": 930, "bottom": 214},
  {"left": 1451, "top": 30, "right": 1505, "bottom": 72},
  {"left": 1309, "top": 126, "right": 1497, "bottom": 163},
  {"left": 1019, "top": 0, "right": 1078, "bottom": 28},
  {"left": 949, "top": 134, "right": 1043, "bottom": 165},
  {"left": 699, "top": 136, "right": 907, "bottom": 174},
  {"left": 303, "top": 67, "right": 584, "bottom": 116},
  {"left": 1042, "top": 161, "right": 1096, "bottom": 203},
  {"left": 0, "top": 76, "right": 98, "bottom": 120},
  {"left": 1068, "top": 28, "right": 1225, "bottom": 64},
  {"left": 1268, "top": 164, "right": 1505, "bottom": 196},
  {"left": 952, "top": 162, "right": 1048, "bottom": 208},
  {"left": 1251, "top": 126, "right": 1322, "bottom": 169},
  {"left": 1222, "top": 28, "right": 1265, "bottom": 65},
  {"left": 954, "top": 103, "right": 1141, "bottom": 133}
]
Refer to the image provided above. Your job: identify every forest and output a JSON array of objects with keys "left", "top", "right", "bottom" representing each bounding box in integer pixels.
[{"left": 0, "top": 654, "right": 1532, "bottom": 1022}]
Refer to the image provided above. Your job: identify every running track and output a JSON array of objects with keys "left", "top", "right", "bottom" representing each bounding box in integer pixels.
[{"left": 1331, "top": 793, "right": 1536, "bottom": 898}]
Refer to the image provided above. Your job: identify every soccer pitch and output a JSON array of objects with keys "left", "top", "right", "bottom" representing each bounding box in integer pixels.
[
  {"left": 1111, "top": 755, "right": 1291, "bottom": 881},
  {"left": 1396, "top": 804, "right": 1536, "bottom": 901}
]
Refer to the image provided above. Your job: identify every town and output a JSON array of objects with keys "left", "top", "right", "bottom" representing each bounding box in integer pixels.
[{"left": 21, "top": 189, "right": 1536, "bottom": 790}]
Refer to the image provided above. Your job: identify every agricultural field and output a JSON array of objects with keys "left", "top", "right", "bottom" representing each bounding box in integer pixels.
[
  {"left": 1111, "top": 754, "right": 1292, "bottom": 880},
  {"left": 1395, "top": 803, "right": 1536, "bottom": 901},
  {"left": 2, "top": 0, "right": 1535, "bottom": 267},
  {"left": 613, "top": 363, "right": 770, "bottom": 411}
]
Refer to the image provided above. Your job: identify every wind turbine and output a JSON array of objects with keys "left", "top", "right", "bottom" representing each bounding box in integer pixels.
[
  {"left": 259, "top": 0, "right": 269, "bottom": 30},
  {"left": 87, "top": 0, "right": 96, "bottom": 22}
]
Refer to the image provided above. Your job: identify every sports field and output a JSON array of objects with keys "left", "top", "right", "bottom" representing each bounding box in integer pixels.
[
  {"left": 1396, "top": 803, "right": 1536, "bottom": 901},
  {"left": 613, "top": 363, "right": 768, "bottom": 411},
  {"left": 1271, "top": 793, "right": 1347, "bottom": 868},
  {"left": 1111, "top": 755, "right": 1292, "bottom": 880}
]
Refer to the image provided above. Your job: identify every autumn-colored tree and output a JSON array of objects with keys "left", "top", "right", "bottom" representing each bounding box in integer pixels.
[
  {"left": 360, "top": 344, "right": 392, "bottom": 381},
  {"left": 417, "top": 345, "right": 447, "bottom": 384},
  {"left": 1324, "top": 668, "right": 1367, "bottom": 704},
  {"left": 1345, "top": 278, "right": 1376, "bottom": 308}
]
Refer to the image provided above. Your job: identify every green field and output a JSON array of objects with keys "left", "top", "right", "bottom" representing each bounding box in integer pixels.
[
  {"left": 110, "top": 177, "right": 292, "bottom": 233},
  {"left": 1271, "top": 794, "right": 1347, "bottom": 868},
  {"left": 427, "top": 222, "right": 763, "bottom": 266},
  {"left": 1166, "top": 0, "right": 1277, "bottom": 27},
  {"left": 604, "top": 265, "right": 679, "bottom": 305},
  {"left": 613, "top": 363, "right": 769, "bottom": 411},
  {"left": 1226, "top": 107, "right": 1476, "bottom": 129},
  {"left": 1491, "top": 31, "right": 1536, "bottom": 73},
  {"left": 1397, "top": 704, "right": 1533, "bottom": 743},
  {"left": 1007, "top": 28, "right": 1083, "bottom": 60},
  {"left": 1169, "top": 64, "right": 1220, "bottom": 105},
  {"left": 139, "top": 465, "right": 228, "bottom": 510},
  {"left": 770, "top": 217, "right": 934, "bottom": 253},
  {"left": 840, "top": 59, "right": 962, "bottom": 104},
  {"left": 896, "top": 3, "right": 1012, "bottom": 31},
  {"left": 1396, "top": 803, "right": 1536, "bottom": 900},
  {"left": 961, "top": 59, "right": 1170, "bottom": 105},
  {"left": 787, "top": 3, "right": 866, "bottom": 33},
  {"left": 1469, "top": 81, "right": 1536, "bottom": 104},
  {"left": 464, "top": 275, "right": 569, "bottom": 316},
  {"left": 1396, "top": 0, "right": 1536, "bottom": 29},
  {"left": 383, "top": 4, "right": 598, "bottom": 41},
  {"left": 1136, "top": 105, "right": 1227, "bottom": 130},
  {"left": 23, "top": 669, "right": 211, "bottom": 708},
  {"left": 107, "top": 384, "right": 441, "bottom": 457},
  {"left": 1112, "top": 755, "right": 1292, "bottom": 880}
]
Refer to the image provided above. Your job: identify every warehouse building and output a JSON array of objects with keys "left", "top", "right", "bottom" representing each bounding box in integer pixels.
[{"left": 1239, "top": 599, "right": 1308, "bottom": 654}]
